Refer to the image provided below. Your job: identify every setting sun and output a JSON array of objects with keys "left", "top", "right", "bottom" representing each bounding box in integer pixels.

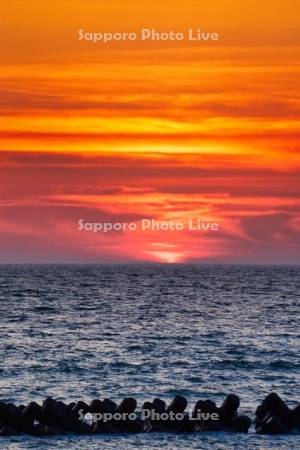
[{"left": 0, "top": 0, "right": 299, "bottom": 263}]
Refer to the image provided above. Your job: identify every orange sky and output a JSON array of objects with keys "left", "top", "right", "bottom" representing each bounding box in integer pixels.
[{"left": 0, "top": 0, "right": 300, "bottom": 263}]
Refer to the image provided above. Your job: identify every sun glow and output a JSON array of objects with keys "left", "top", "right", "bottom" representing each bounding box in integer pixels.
[
  {"left": 0, "top": 0, "right": 299, "bottom": 263},
  {"left": 145, "top": 251, "right": 183, "bottom": 263}
]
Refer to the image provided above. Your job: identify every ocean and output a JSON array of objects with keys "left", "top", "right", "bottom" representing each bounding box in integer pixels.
[{"left": 0, "top": 264, "right": 299, "bottom": 449}]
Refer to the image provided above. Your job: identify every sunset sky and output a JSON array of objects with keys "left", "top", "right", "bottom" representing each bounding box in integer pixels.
[{"left": 0, "top": 0, "right": 300, "bottom": 263}]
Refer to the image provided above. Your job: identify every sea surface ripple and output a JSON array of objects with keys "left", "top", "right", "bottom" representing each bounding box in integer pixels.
[{"left": 0, "top": 264, "right": 299, "bottom": 449}]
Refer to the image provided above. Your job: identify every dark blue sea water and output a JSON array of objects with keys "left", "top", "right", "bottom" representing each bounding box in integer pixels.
[{"left": 0, "top": 264, "right": 299, "bottom": 449}]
